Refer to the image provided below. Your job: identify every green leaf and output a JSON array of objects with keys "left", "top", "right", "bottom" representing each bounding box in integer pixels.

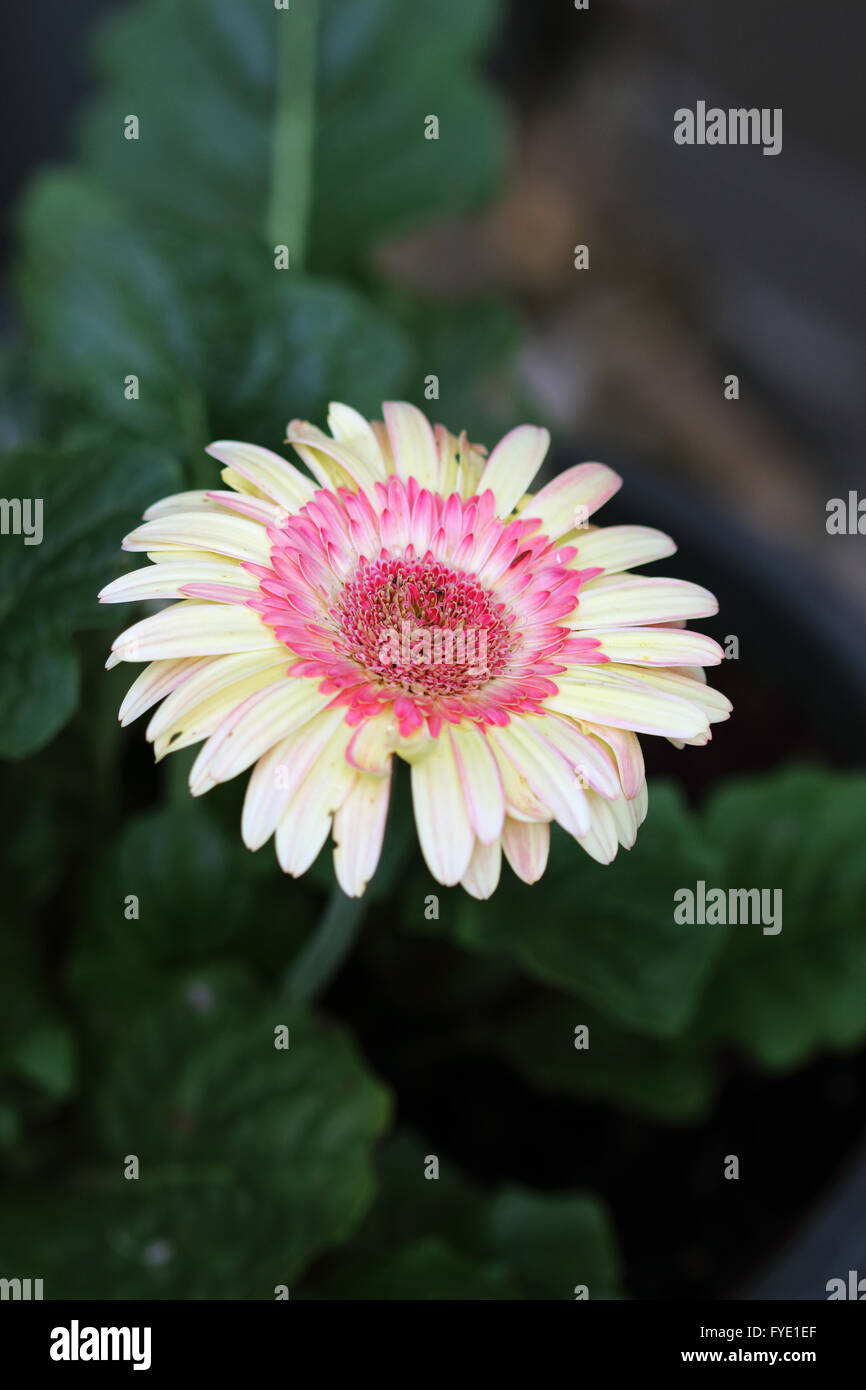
[
  {"left": 2, "top": 966, "right": 388, "bottom": 1293},
  {"left": 319, "top": 1236, "right": 518, "bottom": 1300},
  {"left": 0, "top": 1170, "right": 347, "bottom": 1299},
  {"left": 0, "top": 919, "right": 78, "bottom": 1110},
  {"left": 93, "top": 968, "right": 391, "bottom": 1275},
  {"left": 0, "top": 437, "right": 180, "bottom": 757},
  {"left": 0, "top": 638, "right": 79, "bottom": 761},
  {"left": 311, "top": 0, "right": 509, "bottom": 268},
  {"left": 100, "top": 805, "right": 286, "bottom": 960},
  {"left": 443, "top": 767, "right": 866, "bottom": 1115},
  {"left": 474, "top": 994, "right": 716, "bottom": 1124},
  {"left": 488, "top": 1187, "right": 622, "bottom": 1300},
  {"left": 305, "top": 1132, "right": 623, "bottom": 1300},
  {"left": 698, "top": 767, "right": 866, "bottom": 1068},
  {"left": 8, "top": 1023, "right": 77, "bottom": 1101},
  {"left": 77, "top": 0, "right": 270, "bottom": 244},
  {"left": 16, "top": 173, "right": 413, "bottom": 472},
  {"left": 205, "top": 271, "right": 414, "bottom": 444},
  {"left": 16, "top": 174, "right": 200, "bottom": 443},
  {"left": 67, "top": 805, "right": 316, "bottom": 1038},
  {"left": 430, "top": 782, "right": 725, "bottom": 1037},
  {"left": 74, "top": 0, "right": 507, "bottom": 268},
  {"left": 343, "top": 1131, "right": 489, "bottom": 1255}
]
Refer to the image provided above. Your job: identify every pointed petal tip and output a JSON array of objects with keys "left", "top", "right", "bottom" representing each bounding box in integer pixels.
[
  {"left": 461, "top": 880, "right": 497, "bottom": 901},
  {"left": 205, "top": 438, "right": 241, "bottom": 459}
]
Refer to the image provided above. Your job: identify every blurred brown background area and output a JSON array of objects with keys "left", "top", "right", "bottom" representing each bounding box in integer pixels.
[{"left": 377, "top": 0, "right": 866, "bottom": 612}]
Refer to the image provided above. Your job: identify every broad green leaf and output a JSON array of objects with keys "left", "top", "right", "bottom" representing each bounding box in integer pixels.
[
  {"left": 0, "top": 438, "right": 180, "bottom": 757},
  {"left": 0, "top": 1170, "right": 340, "bottom": 1299},
  {"left": 304, "top": 1131, "right": 623, "bottom": 1300},
  {"left": 311, "top": 0, "right": 508, "bottom": 268},
  {"left": 698, "top": 767, "right": 866, "bottom": 1068},
  {"left": 15, "top": 175, "right": 203, "bottom": 447},
  {"left": 75, "top": 0, "right": 507, "bottom": 268},
  {"left": 96, "top": 804, "right": 289, "bottom": 960},
  {"left": 342, "top": 1131, "right": 489, "bottom": 1256},
  {"left": 318, "top": 1236, "right": 518, "bottom": 1300},
  {"left": 7, "top": 1023, "right": 77, "bottom": 1102},
  {"left": 0, "top": 918, "right": 78, "bottom": 1111},
  {"left": 16, "top": 173, "right": 413, "bottom": 472},
  {"left": 79, "top": 0, "right": 274, "bottom": 242},
  {"left": 94, "top": 968, "right": 391, "bottom": 1273},
  {"left": 427, "top": 783, "right": 725, "bottom": 1037},
  {"left": 0, "top": 437, "right": 180, "bottom": 630},
  {"left": 0, "top": 637, "right": 79, "bottom": 761},
  {"left": 488, "top": 1187, "right": 622, "bottom": 1300},
  {"left": 67, "top": 806, "right": 316, "bottom": 1039},
  {"left": 449, "top": 768, "right": 866, "bottom": 1109},
  {"left": 474, "top": 994, "right": 716, "bottom": 1124},
  {"left": 204, "top": 269, "right": 414, "bottom": 445}
]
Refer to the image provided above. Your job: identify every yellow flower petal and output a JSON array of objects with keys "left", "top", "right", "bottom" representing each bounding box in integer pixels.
[
  {"left": 411, "top": 735, "right": 475, "bottom": 885},
  {"left": 460, "top": 838, "right": 502, "bottom": 900},
  {"left": 383, "top": 401, "right": 439, "bottom": 490},
  {"left": 480, "top": 424, "right": 550, "bottom": 516},
  {"left": 333, "top": 772, "right": 392, "bottom": 897},
  {"left": 206, "top": 440, "right": 316, "bottom": 511},
  {"left": 110, "top": 602, "right": 283, "bottom": 662}
]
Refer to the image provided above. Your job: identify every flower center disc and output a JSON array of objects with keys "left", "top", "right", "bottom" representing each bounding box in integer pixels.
[{"left": 335, "top": 554, "right": 516, "bottom": 698}]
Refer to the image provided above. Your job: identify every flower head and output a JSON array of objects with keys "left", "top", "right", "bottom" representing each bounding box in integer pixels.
[{"left": 101, "top": 402, "right": 731, "bottom": 897}]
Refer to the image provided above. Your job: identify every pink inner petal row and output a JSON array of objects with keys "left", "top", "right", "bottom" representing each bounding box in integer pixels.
[{"left": 245, "top": 474, "right": 605, "bottom": 737}]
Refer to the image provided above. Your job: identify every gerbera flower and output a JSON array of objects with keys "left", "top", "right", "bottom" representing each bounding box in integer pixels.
[{"left": 100, "top": 402, "right": 731, "bottom": 898}]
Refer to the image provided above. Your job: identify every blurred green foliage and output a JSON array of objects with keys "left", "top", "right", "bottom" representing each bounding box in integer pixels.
[
  {"left": 1, "top": 0, "right": 865, "bottom": 1300},
  {"left": 419, "top": 768, "right": 866, "bottom": 1124},
  {"left": 0, "top": 440, "right": 179, "bottom": 757},
  {"left": 76, "top": 0, "right": 508, "bottom": 268},
  {"left": 304, "top": 1133, "right": 622, "bottom": 1300}
]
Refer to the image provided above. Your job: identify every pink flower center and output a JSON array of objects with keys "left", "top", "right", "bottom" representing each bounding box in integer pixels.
[
  {"left": 245, "top": 477, "right": 605, "bottom": 736},
  {"left": 336, "top": 554, "right": 516, "bottom": 698}
]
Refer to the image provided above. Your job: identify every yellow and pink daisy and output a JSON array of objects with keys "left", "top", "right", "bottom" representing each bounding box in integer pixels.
[{"left": 100, "top": 403, "right": 731, "bottom": 898}]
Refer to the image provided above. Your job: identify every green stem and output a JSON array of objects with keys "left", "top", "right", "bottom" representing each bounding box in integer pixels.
[
  {"left": 284, "top": 881, "right": 367, "bottom": 1006},
  {"left": 267, "top": 0, "right": 318, "bottom": 269}
]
